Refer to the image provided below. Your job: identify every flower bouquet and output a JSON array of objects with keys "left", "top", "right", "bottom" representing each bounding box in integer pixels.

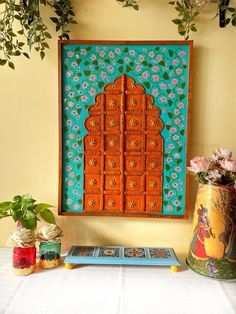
[
  {"left": 186, "top": 148, "right": 236, "bottom": 279},
  {"left": 187, "top": 148, "right": 236, "bottom": 187}
]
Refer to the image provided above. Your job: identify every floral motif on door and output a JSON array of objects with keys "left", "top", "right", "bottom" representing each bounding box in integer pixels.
[{"left": 83, "top": 74, "right": 163, "bottom": 215}]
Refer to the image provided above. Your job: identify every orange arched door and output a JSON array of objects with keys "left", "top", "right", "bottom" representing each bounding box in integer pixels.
[{"left": 83, "top": 74, "right": 163, "bottom": 215}]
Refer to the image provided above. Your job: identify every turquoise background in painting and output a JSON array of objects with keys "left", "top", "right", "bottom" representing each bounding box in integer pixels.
[{"left": 61, "top": 43, "right": 190, "bottom": 215}]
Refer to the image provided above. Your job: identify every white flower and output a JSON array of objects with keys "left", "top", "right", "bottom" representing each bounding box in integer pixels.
[
  {"left": 212, "top": 148, "right": 232, "bottom": 162},
  {"left": 187, "top": 156, "right": 210, "bottom": 173},
  {"left": 220, "top": 159, "right": 236, "bottom": 172},
  {"left": 205, "top": 169, "right": 222, "bottom": 184}
]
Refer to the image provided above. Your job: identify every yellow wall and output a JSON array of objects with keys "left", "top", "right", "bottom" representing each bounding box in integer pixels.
[{"left": 0, "top": 0, "right": 236, "bottom": 256}]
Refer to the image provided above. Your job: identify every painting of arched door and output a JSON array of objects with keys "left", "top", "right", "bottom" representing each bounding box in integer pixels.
[{"left": 83, "top": 74, "right": 163, "bottom": 215}]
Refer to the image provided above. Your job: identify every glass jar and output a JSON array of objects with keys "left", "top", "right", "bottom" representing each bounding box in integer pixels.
[
  {"left": 39, "top": 242, "right": 61, "bottom": 268},
  {"left": 12, "top": 246, "right": 36, "bottom": 276}
]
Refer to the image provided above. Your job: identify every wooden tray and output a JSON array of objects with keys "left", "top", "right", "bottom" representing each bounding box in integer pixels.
[{"left": 64, "top": 246, "right": 181, "bottom": 271}]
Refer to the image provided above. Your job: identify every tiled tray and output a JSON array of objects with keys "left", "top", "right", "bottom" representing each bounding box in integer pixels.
[{"left": 64, "top": 246, "right": 180, "bottom": 271}]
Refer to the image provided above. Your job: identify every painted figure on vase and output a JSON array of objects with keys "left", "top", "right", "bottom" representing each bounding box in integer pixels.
[
  {"left": 206, "top": 257, "right": 219, "bottom": 278},
  {"left": 224, "top": 210, "right": 236, "bottom": 261},
  {"left": 190, "top": 204, "right": 214, "bottom": 259}
]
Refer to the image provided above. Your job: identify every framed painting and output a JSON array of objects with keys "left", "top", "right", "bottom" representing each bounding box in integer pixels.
[{"left": 58, "top": 40, "right": 193, "bottom": 218}]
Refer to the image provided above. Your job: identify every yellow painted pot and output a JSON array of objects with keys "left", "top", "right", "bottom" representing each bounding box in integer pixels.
[{"left": 186, "top": 184, "right": 236, "bottom": 279}]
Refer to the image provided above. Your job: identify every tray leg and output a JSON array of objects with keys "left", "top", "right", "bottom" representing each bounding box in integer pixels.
[
  {"left": 171, "top": 265, "right": 180, "bottom": 272},
  {"left": 65, "top": 263, "right": 74, "bottom": 270}
]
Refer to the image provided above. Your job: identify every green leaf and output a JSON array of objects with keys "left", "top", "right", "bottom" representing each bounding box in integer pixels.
[
  {"left": 84, "top": 70, "right": 91, "bottom": 76},
  {"left": 124, "top": 47, "right": 128, "bottom": 53},
  {"left": 0, "top": 59, "right": 7, "bottom": 66},
  {"left": 12, "top": 209, "right": 22, "bottom": 222},
  {"left": 166, "top": 124, "right": 170, "bottom": 130},
  {"left": 78, "top": 199, "right": 82, "bottom": 204},
  {"left": 163, "top": 72, "right": 169, "bottom": 80},
  {"left": 159, "top": 61, "right": 165, "bottom": 66},
  {"left": 178, "top": 147, "right": 182, "bottom": 152},
  {"left": 40, "top": 51, "right": 45, "bottom": 60},
  {"left": 34, "top": 203, "right": 54, "bottom": 215},
  {"left": 168, "top": 112, "right": 173, "bottom": 118},
  {"left": 22, "top": 209, "right": 37, "bottom": 230},
  {"left": 168, "top": 100, "right": 173, "bottom": 106},
  {"left": 22, "top": 217, "right": 37, "bottom": 230},
  {"left": 45, "top": 32, "right": 52, "bottom": 38},
  {"left": 164, "top": 188, "right": 169, "bottom": 194},
  {"left": 177, "top": 159, "right": 183, "bottom": 165},
  {"left": 50, "top": 17, "right": 58, "bottom": 23},
  {"left": 23, "top": 52, "right": 30, "bottom": 59},
  {"left": 0, "top": 202, "right": 11, "bottom": 210},
  {"left": 166, "top": 164, "right": 170, "bottom": 171},
  {"left": 166, "top": 176, "right": 170, "bottom": 183},
  {"left": 77, "top": 164, "right": 81, "bottom": 169},
  {"left": 177, "top": 206, "right": 182, "bottom": 212},
  {"left": 126, "top": 65, "right": 131, "bottom": 72},
  {"left": 8, "top": 62, "right": 15, "bottom": 70},
  {"left": 117, "top": 59, "right": 123, "bottom": 64},
  {"left": 173, "top": 19, "right": 181, "bottom": 24},
  {"left": 168, "top": 50, "right": 173, "bottom": 57},
  {"left": 40, "top": 209, "right": 55, "bottom": 224},
  {"left": 180, "top": 129, "right": 185, "bottom": 136},
  {"left": 118, "top": 66, "right": 123, "bottom": 73},
  {"left": 104, "top": 58, "right": 110, "bottom": 64},
  {"left": 178, "top": 195, "right": 183, "bottom": 201},
  {"left": 76, "top": 175, "right": 81, "bottom": 180},
  {"left": 144, "top": 82, "right": 150, "bottom": 89},
  {"left": 98, "top": 81, "right": 104, "bottom": 89},
  {"left": 179, "top": 94, "right": 185, "bottom": 100}
]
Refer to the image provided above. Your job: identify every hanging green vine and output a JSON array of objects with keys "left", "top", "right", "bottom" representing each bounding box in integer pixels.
[
  {"left": 0, "top": 0, "right": 77, "bottom": 69},
  {"left": 0, "top": 0, "right": 235, "bottom": 69},
  {"left": 118, "top": 0, "right": 236, "bottom": 39}
]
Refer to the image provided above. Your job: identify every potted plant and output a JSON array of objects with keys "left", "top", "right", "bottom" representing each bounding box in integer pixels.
[
  {"left": 186, "top": 148, "right": 236, "bottom": 279},
  {"left": 0, "top": 194, "right": 55, "bottom": 275}
]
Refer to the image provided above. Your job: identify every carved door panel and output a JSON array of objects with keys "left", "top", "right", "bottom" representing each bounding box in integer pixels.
[{"left": 83, "top": 74, "right": 163, "bottom": 215}]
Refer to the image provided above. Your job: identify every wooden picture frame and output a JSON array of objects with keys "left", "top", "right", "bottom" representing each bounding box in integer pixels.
[{"left": 58, "top": 40, "right": 193, "bottom": 218}]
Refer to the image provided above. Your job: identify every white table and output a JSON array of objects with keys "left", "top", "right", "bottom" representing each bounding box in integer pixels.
[{"left": 0, "top": 248, "right": 235, "bottom": 314}]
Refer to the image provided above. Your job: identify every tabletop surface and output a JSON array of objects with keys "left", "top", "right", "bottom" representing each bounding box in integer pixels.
[{"left": 0, "top": 248, "right": 236, "bottom": 314}]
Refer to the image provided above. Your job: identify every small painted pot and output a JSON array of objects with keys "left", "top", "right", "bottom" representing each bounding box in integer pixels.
[
  {"left": 39, "top": 242, "right": 61, "bottom": 268},
  {"left": 187, "top": 184, "right": 236, "bottom": 279},
  {"left": 12, "top": 246, "right": 36, "bottom": 276}
]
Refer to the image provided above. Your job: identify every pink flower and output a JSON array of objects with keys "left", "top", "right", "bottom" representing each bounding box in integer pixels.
[
  {"left": 188, "top": 156, "right": 210, "bottom": 173},
  {"left": 82, "top": 82, "right": 88, "bottom": 89},
  {"left": 171, "top": 78, "right": 178, "bottom": 85},
  {"left": 89, "top": 89, "right": 96, "bottom": 96},
  {"left": 170, "top": 127, "right": 176, "bottom": 133},
  {"left": 152, "top": 74, "right": 159, "bottom": 81},
  {"left": 220, "top": 159, "right": 236, "bottom": 172},
  {"left": 67, "top": 51, "right": 74, "bottom": 57},
  {"left": 107, "top": 66, "right": 114, "bottom": 72},
  {"left": 152, "top": 66, "right": 159, "bottom": 72},
  {"left": 212, "top": 148, "right": 232, "bottom": 161},
  {"left": 135, "top": 65, "right": 142, "bottom": 71},
  {"left": 142, "top": 71, "right": 149, "bottom": 78}
]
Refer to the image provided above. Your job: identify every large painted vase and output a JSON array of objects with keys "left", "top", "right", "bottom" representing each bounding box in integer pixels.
[{"left": 187, "top": 184, "right": 236, "bottom": 279}]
